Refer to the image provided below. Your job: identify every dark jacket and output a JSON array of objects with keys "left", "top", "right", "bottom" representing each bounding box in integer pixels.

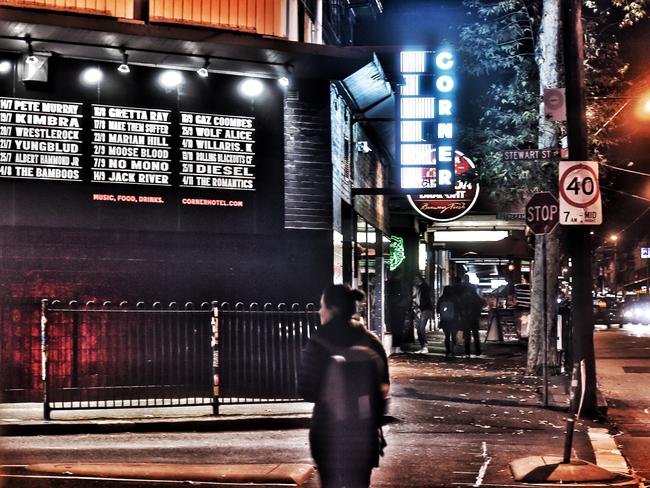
[
  {"left": 417, "top": 280, "right": 433, "bottom": 312},
  {"left": 298, "top": 317, "right": 389, "bottom": 471},
  {"left": 437, "top": 284, "right": 464, "bottom": 332},
  {"left": 460, "top": 282, "right": 484, "bottom": 331}
]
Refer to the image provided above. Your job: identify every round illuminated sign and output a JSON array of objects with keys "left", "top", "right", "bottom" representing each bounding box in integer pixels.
[{"left": 407, "top": 150, "right": 479, "bottom": 222}]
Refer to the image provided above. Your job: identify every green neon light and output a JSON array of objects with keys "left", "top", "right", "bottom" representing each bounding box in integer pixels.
[{"left": 389, "top": 236, "right": 406, "bottom": 271}]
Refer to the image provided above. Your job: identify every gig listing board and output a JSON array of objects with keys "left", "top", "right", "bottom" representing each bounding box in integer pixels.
[
  {"left": 0, "top": 99, "right": 259, "bottom": 192},
  {"left": 179, "top": 111, "right": 255, "bottom": 191},
  {"left": 0, "top": 57, "right": 283, "bottom": 234},
  {"left": 0, "top": 97, "right": 83, "bottom": 182},
  {"left": 91, "top": 104, "right": 172, "bottom": 186}
]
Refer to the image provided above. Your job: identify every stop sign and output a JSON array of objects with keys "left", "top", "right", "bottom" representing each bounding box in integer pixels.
[{"left": 526, "top": 192, "right": 559, "bottom": 234}]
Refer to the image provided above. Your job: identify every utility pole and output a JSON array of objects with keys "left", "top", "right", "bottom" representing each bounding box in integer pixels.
[{"left": 562, "top": 0, "right": 598, "bottom": 414}]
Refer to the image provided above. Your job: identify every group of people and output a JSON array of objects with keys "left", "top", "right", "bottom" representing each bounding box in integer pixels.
[
  {"left": 388, "top": 271, "right": 484, "bottom": 358},
  {"left": 437, "top": 274, "right": 484, "bottom": 358}
]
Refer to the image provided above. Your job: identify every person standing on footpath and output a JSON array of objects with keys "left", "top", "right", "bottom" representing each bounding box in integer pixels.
[
  {"left": 299, "top": 284, "right": 390, "bottom": 488},
  {"left": 437, "top": 276, "right": 463, "bottom": 358},
  {"left": 461, "top": 274, "right": 484, "bottom": 357},
  {"left": 412, "top": 274, "right": 433, "bottom": 353},
  {"left": 386, "top": 269, "right": 408, "bottom": 354}
]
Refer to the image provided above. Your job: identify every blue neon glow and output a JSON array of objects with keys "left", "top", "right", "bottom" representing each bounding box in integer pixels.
[{"left": 399, "top": 49, "right": 456, "bottom": 191}]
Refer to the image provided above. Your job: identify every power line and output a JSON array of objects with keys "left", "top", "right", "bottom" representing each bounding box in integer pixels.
[
  {"left": 601, "top": 186, "right": 650, "bottom": 203},
  {"left": 619, "top": 207, "right": 650, "bottom": 236},
  {"left": 600, "top": 162, "right": 650, "bottom": 177}
]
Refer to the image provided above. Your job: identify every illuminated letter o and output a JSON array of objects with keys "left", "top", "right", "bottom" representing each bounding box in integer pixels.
[{"left": 436, "top": 75, "right": 454, "bottom": 93}]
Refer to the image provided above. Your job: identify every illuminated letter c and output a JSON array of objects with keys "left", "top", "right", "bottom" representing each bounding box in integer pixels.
[{"left": 435, "top": 52, "right": 454, "bottom": 70}]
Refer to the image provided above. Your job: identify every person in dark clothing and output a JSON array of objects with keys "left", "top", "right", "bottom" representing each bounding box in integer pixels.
[
  {"left": 386, "top": 270, "right": 408, "bottom": 353},
  {"left": 436, "top": 277, "right": 464, "bottom": 358},
  {"left": 412, "top": 274, "right": 433, "bottom": 353},
  {"left": 461, "top": 274, "right": 484, "bottom": 357},
  {"left": 299, "top": 284, "right": 390, "bottom": 488}
]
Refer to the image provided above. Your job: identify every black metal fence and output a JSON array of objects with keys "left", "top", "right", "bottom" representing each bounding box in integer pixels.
[{"left": 41, "top": 300, "right": 319, "bottom": 419}]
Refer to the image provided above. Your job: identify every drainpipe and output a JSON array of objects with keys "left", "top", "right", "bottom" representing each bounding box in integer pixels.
[
  {"left": 287, "top": 0, "right": 299, "bottom": 41},
  {"left": 315, "top": 0, "right": 323, "bottom": 44}
]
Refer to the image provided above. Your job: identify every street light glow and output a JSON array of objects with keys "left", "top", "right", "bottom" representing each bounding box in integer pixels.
[{"left": 609, "top": 234, "right": 619, "bottom": 243}]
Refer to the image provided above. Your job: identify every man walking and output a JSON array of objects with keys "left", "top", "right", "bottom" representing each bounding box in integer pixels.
[
  {"left": 387, "top": 269, "right": 408, "bottom": 354},
  {"left": 461, "top": 274, "right": 483, "bottom": 357},
  {"left": 412, "top": 274, "right": 433, "bottom": 353}
]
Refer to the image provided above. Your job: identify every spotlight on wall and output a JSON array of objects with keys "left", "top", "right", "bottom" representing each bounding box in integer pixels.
[
  {"left": 25, "top": 37, "right": 38, "bottom": 65},
  {"left": 356, "top": 141, "right": 372, "bottom": 153},
  {"left": 118, "top": 49, "right": 130, "bottom": 73},
  {"left": 197, "top": 58, "right": 210, "bottom": 78},
  {"left": 81, "top": 67, "right": 103, "bottom": 85},
  {"left": 0, "top": 60, "right": 11, "bottom": 74},
  {"left": 278, "top": 76, "right": 290, "bottom": 87},
  {"left": 159, "top": 70, "right": 183, "bottom": 88},
  {"left": 239, "top": 78, "right": 264, "bottom": 97}
]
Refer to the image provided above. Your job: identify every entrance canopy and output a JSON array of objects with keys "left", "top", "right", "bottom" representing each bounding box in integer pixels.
[{"left": 442, "top": 235, "right": 533, "bottom": 260}]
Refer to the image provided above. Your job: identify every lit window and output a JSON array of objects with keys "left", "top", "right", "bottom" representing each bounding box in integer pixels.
[
  {"left": 400, "top": 51, "right": 426, "bottom": 73},
  {"left": 401, "top": 98, "right": 435, "bottom": 119},
  {"left": 400, "top": 75, "right": 420, "bottom": 96},
  {"left": 401, "top": 144, "right": 432, "bottom": 165}
]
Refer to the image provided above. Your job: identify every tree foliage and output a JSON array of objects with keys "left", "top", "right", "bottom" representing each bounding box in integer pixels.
[
  {"left": 458, "top": 0, "right": 552, "bottom": 208},
  {"left": 457, "top": 0, "right": 647, "bottom": 376},
  {"left": 458, "top": 0, "right": 646, "bottom": 210}
]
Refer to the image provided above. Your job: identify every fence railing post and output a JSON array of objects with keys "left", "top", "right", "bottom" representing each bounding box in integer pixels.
[
  {"left": 211, "top": 303, "right": 220, "bottom": 416},
  {"left": 40, "top": 299, "right": 51, "bottom": 420}
]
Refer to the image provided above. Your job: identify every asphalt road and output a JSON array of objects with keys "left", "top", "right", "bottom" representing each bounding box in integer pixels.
[
  {"left": 595, "top": 322, "right": 650, "bottom": 481},
  {"left": 0, "top": 348, "right": 605, "bottom": 487}
]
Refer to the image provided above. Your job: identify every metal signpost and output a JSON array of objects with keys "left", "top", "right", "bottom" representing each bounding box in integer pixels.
[
  {"left": 643, "top": 248, "right": 650, "bottom": 294},
  {"left": 526, "top": 192, "right": 559, "bottom": 407}
]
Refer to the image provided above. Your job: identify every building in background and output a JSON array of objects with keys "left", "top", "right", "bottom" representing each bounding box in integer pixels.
[{"left": 0, "top": 0, "right": 389, "bottom": 401}]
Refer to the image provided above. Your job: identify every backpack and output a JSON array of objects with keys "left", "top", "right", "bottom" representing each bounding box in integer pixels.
[
  {"left": 313, "top": 338, "right": 385, "bottom": 426},
  {"left": 439, "top": 299, "right": 456, "bottom": 322}
]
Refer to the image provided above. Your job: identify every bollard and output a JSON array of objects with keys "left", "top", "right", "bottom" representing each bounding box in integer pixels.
[
  {"left": 562, "top": 360, "right": 586, "bottom": 463},
  {"left": 41, "top": 299, "right": 51, "bottom": 421},
  {"left": 211, "top": 304, "right": 220, "bottom": 416}
]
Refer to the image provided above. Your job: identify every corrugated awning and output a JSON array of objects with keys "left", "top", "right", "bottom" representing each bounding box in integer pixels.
[
  {"left": 0, "top": 7, "right": 374, "bottom": 80},
  {"left": 339, "top": 54, "right": 395, "bottom": 162}
]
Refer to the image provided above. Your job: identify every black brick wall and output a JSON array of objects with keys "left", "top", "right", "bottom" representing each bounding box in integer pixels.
[{"left": 284, "top": 82, "right": 333, "bottom": 230}]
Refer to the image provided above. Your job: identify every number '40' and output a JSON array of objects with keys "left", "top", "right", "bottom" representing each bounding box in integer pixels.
[{"left": 566, "top": 176, "right": 594, "bottom": 195}]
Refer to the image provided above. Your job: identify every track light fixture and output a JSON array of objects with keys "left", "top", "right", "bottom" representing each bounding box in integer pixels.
[
  {"left": 118, "top": 49, "right": 130, "bottom": 73},
  {"left": 197, "top": 58, "right": 209, "bottom": 78},
  {"left": 278, "top": 63, "right": 293, "bottom": 88},
  {"left": 25, "top": 36, "right": 38, "bottom": 65}
]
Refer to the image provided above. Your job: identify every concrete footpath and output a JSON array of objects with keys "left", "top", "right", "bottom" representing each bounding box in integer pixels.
[{"left": 0, "top": 332, "right": 644, "bottom": 487}]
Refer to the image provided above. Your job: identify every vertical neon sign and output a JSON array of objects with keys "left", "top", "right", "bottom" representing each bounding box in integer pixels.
[{"left": 399, "top": 49, "right": 456, "bottom": 192}]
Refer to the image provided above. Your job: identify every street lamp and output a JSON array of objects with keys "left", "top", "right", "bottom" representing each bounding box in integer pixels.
[{"left": 609, "top": 234, "right": 619, "bottom": 299}]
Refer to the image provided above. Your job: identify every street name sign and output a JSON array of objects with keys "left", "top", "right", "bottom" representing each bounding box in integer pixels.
[
  {"left": 503, "top": 148, "right": 563, "bottom": 161},
  {"left": 559, "top": 161, "right": 602, "bottom": 225},
  {"left": 526, "top": 192, "right": 559, "bottom": 235}
]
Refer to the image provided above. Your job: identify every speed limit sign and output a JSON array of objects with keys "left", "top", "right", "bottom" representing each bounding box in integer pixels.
[{"left": 559, "top": 161, "right": 602, "bottom": 225}]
